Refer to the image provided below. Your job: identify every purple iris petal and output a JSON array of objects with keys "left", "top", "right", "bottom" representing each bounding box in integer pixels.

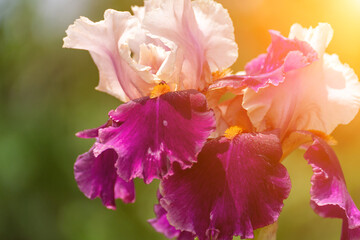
[
  {"left": 177, "top": 232, "right": 195, "bottom": 240},
  {"left": 95, "top": 90, "right": 215, "bottom": 184},
  {"left": 210, "top": 30, "right": 317, "bottom": 92},
  {"left": 160, "top": 131, "right": 291, "bottom": 239},
  {"left": 74, "top": 147, "right": 135, "bottom": 209},
  {"left": 149, "top": 191, "right": 194, "bottom": 239},
  {"left": 304, "top": 136, "right": 360, "bottom": 240},
  {"left": 149, "top": 202, "right": 181, "bottom": 239},
  {"left": 76, "top": 120, "right": 113, "bottom": 139}
]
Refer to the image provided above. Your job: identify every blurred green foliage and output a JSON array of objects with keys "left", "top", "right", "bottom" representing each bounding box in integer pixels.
[
  {"left": 0, "top": 0, "right": 163, "bottom": 239},
  {"left": 0, "top": 0, "right": 359, "bottom": 239}
]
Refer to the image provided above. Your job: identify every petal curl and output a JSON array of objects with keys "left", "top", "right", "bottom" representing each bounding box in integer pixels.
[
  {"left": 161, "top": 131, "right": 291, "bottom": 239},
  {"left": 149, "top": 192, "right": 194, "bottom": 239},
  {"left": 289, "top": 23, "right": 333, "bottom": 57},
  {"left": 95, "top": 90, "right": 215, "bottom": 184},
  {"left": 149, "top": 202, "right": 181, "bottom": 239},
  {"left": 192, "top": 0, "right": 238, "bottom": 71},
  {"left": 74, "top": 147, "right": 135, "bottom": 209},
  {"left": 304, "top": 135, "right": 360, "bottom": 240},
  {"left": 242, "top": 24, "right": 360, "bottom": 137},
  {"left": 212, "top": 30, "right": 317, "bottom": 93},
  {"left": 76, "top": 120, "right": 113, "bottom": 139},
  {"left": 63, "top": 9, "right": 154, "bottom": 101},
  {"left": 250, "top": 30, "right": 318, "bottom": 75},
  {"left": 143, "top": 0, "right": 237, "bottom": 90}
]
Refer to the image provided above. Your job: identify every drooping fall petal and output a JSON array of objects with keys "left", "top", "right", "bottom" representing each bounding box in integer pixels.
[
  {"left": 149, "top": 191, "right": 194, "bottom": 239},
  {"left": 304, "top": 135, "right": 360, "bottom": 240},
  {"left": 75, "top": 120, "right": 113, "bottom": 139},
  {"left": 95, "top": 90, "right": 215, "bottom": 184},
  {"left": 74, "top": 147, "right": 135, "bottom": 209},
  {"left": 149, "top": 202, "right": 181, "bottom": 239},
  {"left": 160, "top": 131, "right": 291, "bottom": 239}
]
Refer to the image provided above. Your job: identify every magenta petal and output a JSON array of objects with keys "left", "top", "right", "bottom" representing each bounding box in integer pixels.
[
  {"left": 113, "top": 176, "right": 135, "bottom": 204},
  {"left": 74, "top": 147, "right": 135, "bottom": 209},
  {"left": 149, "top": 203, "right": 181, "bottom": 239},
  {"left": 76, "top": 120, "right": 113, "bottom": 139},
  {"left": 177, "top": 232, "right": 195, "bottom": 240},
  {"left": 95, "top": 90, "right": 215, "bottom": 184},
  {"left": 304, "top": 136, "right": 360, "bottom": 240},
  {"left": 161, "top": 131, "right": 291, "bottom": 239},
  {"left": 342, "top": 220, "right": 360, "bottom": 240},
  {"left": 149, "top": 192, "right": 194, "bottom": 239}
]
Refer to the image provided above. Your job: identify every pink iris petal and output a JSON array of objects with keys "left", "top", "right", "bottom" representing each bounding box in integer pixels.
[
  {"left": 304, "top": 135, "right": 360, "bottom": 240},
  {"left": 242, "top": 23, "right": 360, "bottom": 136},
  {"left": 95, "top": 90, "right": 215, "bottom": 184},
  {"left": 74, "top": 147, "right": 135, "bottom": 209},
  {"left": 246, "top": 30, "right": 317, "bottom": 75},
  {"left": 211, "top": 30, "right": 317, "bottom": 93},
  {"left": 160, "top": 131, "right": 291, "bottom": 239}
]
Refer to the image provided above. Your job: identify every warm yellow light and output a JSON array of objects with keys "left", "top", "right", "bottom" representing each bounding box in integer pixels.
[{"left": 352, "top": 0, "right": 360, "bottom": 7}]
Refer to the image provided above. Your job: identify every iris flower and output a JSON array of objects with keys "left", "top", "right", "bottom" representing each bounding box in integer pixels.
[
  {"left": 64, "top": 0, "right": 360, "bottom": 239},
  {"left": 64, "top": 0, "right": 237, "bottom": 207}
]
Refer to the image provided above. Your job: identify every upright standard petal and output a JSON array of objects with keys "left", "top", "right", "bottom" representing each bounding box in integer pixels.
[
  {"left": 289, "top": 23, "right": 333, "bottom": 57},
  {"left": 161, "top": 131, "right": 291, "bottom": 239},
  {"left": 74, "top": 147, "right": 135, "bottom": 209},
  {"left": 63, "top": 9, "right": 154, "bottom": 101},
  {"left": 95, "top": 90, "right": 215, "bottom": 184},
  {"left": 304, "top": 135, "right": 360, "bottom": 240},
  {"left": 191, "top": 0, "right": 238, "bottom": 71},
  {"left": 242, "top": 23, "right": 360, "bottom": 137},
  {"left": 143, "top": 0, "right": 237, "bottom": 90}
]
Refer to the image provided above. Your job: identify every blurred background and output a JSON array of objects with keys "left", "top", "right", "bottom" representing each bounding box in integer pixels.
[{"left": 0, "top": 0, "right": 359, "bottom": 239}]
